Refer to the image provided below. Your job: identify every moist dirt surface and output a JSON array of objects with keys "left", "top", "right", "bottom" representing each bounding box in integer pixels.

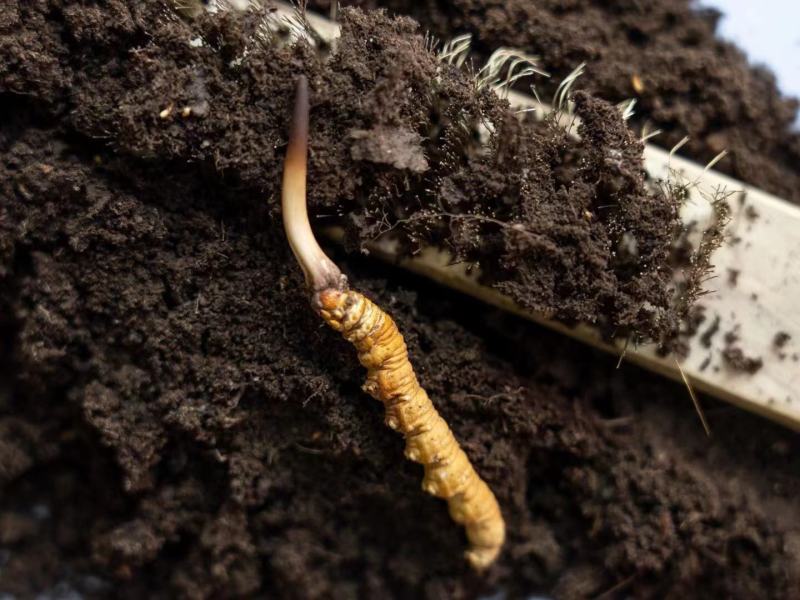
[
  {"left": 314, "top": 0, "right": 800, "bottom": 205},
  {"left": 1, "top": 2, "right": 799, "bottom": 599}
]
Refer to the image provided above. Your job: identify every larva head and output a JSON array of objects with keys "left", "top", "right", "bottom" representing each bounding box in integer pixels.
[
  {"left": 281, "top": 76, "right": 347, "bottom": 300},
  {"left": 315, "top": 288, "right": 350, "bottom": 328},
  {"left": 317, "top": 288, "right": 346, "bottom": 312}
]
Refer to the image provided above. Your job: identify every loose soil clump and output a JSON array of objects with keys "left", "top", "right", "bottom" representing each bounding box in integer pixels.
[
  {"left": 1, "top": 2, "right": 798, "bottom": 598},
  {"left": 313, "top": 0, "right": 800, "bottom": 204},
  {"left": 722, "top": 327, "right": 764, "bottom": 374},
  {"left": 1, "top": 1, "right": 694, "bottom": 342}
]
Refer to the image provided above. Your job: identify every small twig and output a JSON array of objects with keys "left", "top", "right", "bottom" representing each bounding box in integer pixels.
[
  {"left": 676, "top": 359, "right": 711, "bottom": 436},
  {"left": 593, "top": 573, "right": 637, "bottom": 600},
  {"left": 293, "top": 442, "right": 325, "bottom": 455},
  {"left": 302, "top": 377, "right": 327, "bottom": 407},
  {"left": 616, "top": 335, "right": 632, "bottom": 369},
  {"left": 596, "top": 415, "right": 635, "bottom": 429}
]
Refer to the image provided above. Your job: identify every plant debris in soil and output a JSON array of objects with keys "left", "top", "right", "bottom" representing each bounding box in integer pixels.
[
  {"left": 722, "top": 327, "right": 764, "bottom": 374},
  {"left": 312, "top": 0, "right": 800, "bottom": 205},
  {"left": 1, "top": 2, "right": 799, "bottom": 599}
]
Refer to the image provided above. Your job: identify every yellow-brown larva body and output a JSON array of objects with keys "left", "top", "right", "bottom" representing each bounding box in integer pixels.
[
  {"left": 317, "top": 288, "right": 506, "bottom": 570},
  {"left": 282, "top": 76, "right": 504, "bottom": 570}
]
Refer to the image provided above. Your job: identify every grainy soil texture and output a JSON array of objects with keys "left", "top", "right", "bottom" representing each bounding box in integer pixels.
[
  {"left": 1, "top": 1, "right": 799, "bottom": 599},
  {"left": 312, "top": 0, "right": 800, "bottom": 205}
]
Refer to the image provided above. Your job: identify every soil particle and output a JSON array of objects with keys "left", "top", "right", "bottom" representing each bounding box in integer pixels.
[
  {"left": 774, "top": 331, "right": 791, "bottom": 349},
  {"left": 745, "top": 204, "right": 760, "bottom": 222},
  {"left": 699, "top": 314, "right": 721, "bottom": 349},
  {"left": 349, "top": 126, "right": 429, "bottom": 172},
  {"left": 722, "top": 327, "right": 764, "bottom": 374},
  {"left": 1, "top": 2, "right": 798, "bottom": 599},
  {"left": 773, "top": 331, "right": 791, "bottom": 360},
  {"left": 721, "top": 347, "right": 764, "bottom": 374},
  {"left": 314, "top": 0, "right": 800, "bottom": 205},
  {"left": 727, "top": 268, "right": 740, "bottom": 287}
]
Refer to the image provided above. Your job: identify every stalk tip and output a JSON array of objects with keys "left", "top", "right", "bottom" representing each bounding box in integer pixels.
[{"left": 281, "top": 75, "right": 346, "bottom": 297}]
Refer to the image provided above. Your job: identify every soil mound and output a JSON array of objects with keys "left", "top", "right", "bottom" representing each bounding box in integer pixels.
[
  {"left": 313, "top": 0, "right": 800, "bottom": 204},
  {"left": 1, "top": 2, "right": 798, "bottom": 598}
]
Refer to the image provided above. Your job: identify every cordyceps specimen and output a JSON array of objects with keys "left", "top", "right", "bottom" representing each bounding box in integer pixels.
[{"left": 281, "top": 75, "right": 506, "bottom": 571}]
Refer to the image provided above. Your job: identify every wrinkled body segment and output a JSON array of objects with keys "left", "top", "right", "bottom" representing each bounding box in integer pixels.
[{"left": 317, "top": 289, "right": 505, "bottom": 569}]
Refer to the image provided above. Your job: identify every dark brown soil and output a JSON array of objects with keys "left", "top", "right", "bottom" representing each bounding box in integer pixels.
[
  {"left": 1, "top": 2, "right": 799, "bottom": 599},
  {"left": 722, "top": 327, "right": 763, "bottom": 374},
  {"left": 313, "top": 0, "right": 800, "bottom": 205},
  {"left": 774, "top": 332, "right": 791, "bottom": 349},
  {"left": 1, "top": 0, "right": 700, "bottom": 344}
]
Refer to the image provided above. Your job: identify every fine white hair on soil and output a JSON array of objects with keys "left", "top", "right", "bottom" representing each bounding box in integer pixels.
[
  {"left": 437, "top": 33, "right": 472, "bottom": 67},
  {"left": 618, "top": 98, "right": 637, "bottom": 121},
  {"left": 553, "top": 62, "right": 586, "bottom": 114},
  {"left": 476, "top": 47, "right": 548, "bottom": 92}
]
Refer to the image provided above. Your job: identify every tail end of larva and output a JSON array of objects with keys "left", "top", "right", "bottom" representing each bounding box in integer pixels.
[
  {"left": 466, "top": 545, "right": 503, "bottom": 572},
  {"left": 464, "top": 510, "right": 505, "bottom": 571}
]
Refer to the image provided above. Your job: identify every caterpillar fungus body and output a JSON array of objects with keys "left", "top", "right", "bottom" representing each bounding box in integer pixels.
[{"left": 281, "top": 76, "right": 505, "bottom": 570}]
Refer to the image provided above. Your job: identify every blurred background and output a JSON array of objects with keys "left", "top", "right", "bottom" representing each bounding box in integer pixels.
[{"left": 703, "top": 0, "right": 800, "bottom": 122}]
